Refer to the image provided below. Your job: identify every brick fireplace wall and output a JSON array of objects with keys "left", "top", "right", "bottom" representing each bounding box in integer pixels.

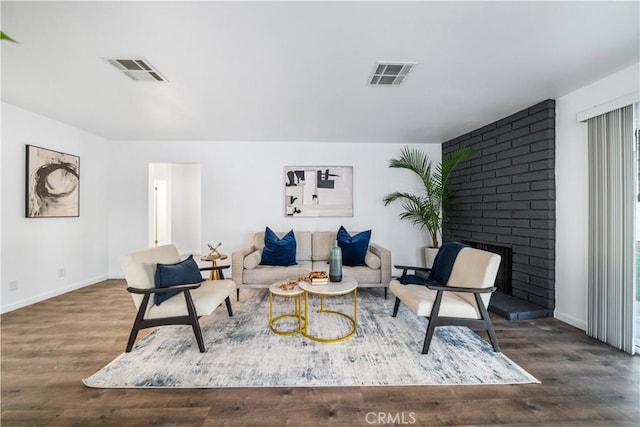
[{"left": 442, "top": 99, "right": 555, "bottom": 313}]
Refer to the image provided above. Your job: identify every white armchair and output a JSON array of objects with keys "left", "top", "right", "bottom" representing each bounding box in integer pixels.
[
  {"left": 389, "top": 244, "right": 501, "bottom": 354},
  {"left": 121, "top": 245, "right": 236, "bottom": 353}
]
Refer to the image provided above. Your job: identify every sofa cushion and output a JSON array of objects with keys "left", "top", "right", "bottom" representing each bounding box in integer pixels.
[
  {"left": 311, "top": 231, "right": 336, "bottom": 261},
  {"left": 337, "top": 226, "right": 371, "bottom": 266},
  {"left": 253, "top": 230, "right": 312, "bottom": 261},
  {"left": 147, "top": 279, "right": 236, "bottom": 319},
  {"left": 364, "top": 251, "right": 381, "bottom": 269},
  {"left": 243, "top": 250, "right": 262, "bottom": 269},
  {"left": 260, "top": 228, "right": 297, "bottom": 266},
  {"left": 154, "top": 255, "right": 203, "bottom": 306}
]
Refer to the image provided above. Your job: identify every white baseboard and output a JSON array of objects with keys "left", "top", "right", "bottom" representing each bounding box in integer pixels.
[
  {"left": 554, "top": 310, "right": 586, "bottom": 331},
  {"left": 1, "top": 275, "right": 107, "bottom": 314}
]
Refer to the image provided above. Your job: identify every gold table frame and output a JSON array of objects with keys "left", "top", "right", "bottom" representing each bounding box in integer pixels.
[
  {"left": 298, "top": 278, "right": 358, "bottom": 343},
  {"left": 268, "top": 283, "right": 306, "bottom": 336}
]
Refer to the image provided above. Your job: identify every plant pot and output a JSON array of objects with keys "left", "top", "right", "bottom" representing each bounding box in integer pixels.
[{"left": 424, "top": 247, "right": 439, "bottom": 269}]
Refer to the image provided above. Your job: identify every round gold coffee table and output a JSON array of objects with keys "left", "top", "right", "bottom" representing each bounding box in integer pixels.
[
  {"left": 268, "top": 282, "right": 306, "bottom": 336},
  {"left": 298, "top": 277, "right": 357, "bottom": 343}
]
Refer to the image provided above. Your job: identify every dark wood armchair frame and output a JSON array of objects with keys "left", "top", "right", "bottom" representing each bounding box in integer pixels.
[
  {"left": 391, "top": 264, "right": 500, "bottom": 354},
  {"left": 126, "top": 265, "right": 233, "bottom": 353}
]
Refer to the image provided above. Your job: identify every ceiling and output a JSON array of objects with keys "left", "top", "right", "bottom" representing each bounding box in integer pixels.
[{"left": 2, "top": 1, "right": 639, "bottom": 143}]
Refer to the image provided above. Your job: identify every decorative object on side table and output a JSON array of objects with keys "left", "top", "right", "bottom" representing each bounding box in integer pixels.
[
  {"left": 383, "top": 146, "right": 471, "bottom": 267},
  {"left": 207, "top": 242, "right": 222, "bottom": 257},
  {"left": 329, "top": 240, "right": 342, "bottom": 282},
  {"left": 201, "top": 243, "right": 228, "bottom": 280}
]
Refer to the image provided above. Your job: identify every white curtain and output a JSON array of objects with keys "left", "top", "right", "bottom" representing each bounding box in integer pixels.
[{"left": 587, "top": 104, "right": 635, "bottom": 354}]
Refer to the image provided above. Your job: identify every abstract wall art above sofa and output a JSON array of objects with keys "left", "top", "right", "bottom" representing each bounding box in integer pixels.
[{"left": 284, "top": 166, "right": 353, "bottom": 217}]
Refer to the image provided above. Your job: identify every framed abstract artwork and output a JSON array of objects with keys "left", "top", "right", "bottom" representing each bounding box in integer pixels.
[
  {"left": 25, "top": 145, "right": 80, "bottom": 218},
  {"left": 285, "top": 166, "right": 353, "bottom": 217}
]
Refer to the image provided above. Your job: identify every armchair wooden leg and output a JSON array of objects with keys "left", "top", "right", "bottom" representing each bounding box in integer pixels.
[
  {"left": 225, "top": 296, "right": 233, "bottom": 317},
  {"left": 422, "top": 290, "right": 444, "bottom": 354},
  {"left": 184, "top": 290, "right": 206, "bottom": 353},
  {"left": 476, "top": 294, "right": 500, "bottom": 352},
  {"left": 392, "top": 297, "right": 401, "bottom": 317},
  {"left": 126, "top": 294, "right": 151, "bottom": 352},
  {"left": 384, "top": 287, "right": 388, "bottom": 299},
  {"left": 237, "top": 288, "right": 240, "bottom": 302}
]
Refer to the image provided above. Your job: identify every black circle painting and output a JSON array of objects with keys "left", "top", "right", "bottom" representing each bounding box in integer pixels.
[{"left": 26, "top": 145, "right": 80, "bottom": 218}]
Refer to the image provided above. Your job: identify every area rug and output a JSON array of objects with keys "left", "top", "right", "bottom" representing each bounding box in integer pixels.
[{"left": 83, "top": 288, "right": 538, "bottom": 388}]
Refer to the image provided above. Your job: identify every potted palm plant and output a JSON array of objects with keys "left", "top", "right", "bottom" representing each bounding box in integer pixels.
[{"left": 383, "top": 145, "right": 472, "bottom": 266}]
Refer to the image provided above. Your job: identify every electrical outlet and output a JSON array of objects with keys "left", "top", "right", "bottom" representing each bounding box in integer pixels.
[
  {"left": 57, "top": 268, "right": 66, "bottom": 278},
  {"left": 9, "top": 280, "right": 19, "bottom": 291}
]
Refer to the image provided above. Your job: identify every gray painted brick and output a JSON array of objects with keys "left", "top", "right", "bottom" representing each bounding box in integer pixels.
[
  {"left": 495, "top": 164, "right": 529, "bottom": 177},
  {"left": 511, "top": 210, "right": 554, "bottom": 219},
  {"left": 497, "top": 126, "right": 531, "bottom": 143},
  {"left": 530, "top": 139, "right": 555, "bottom": 152},
  {"left": 497, "top": 183, "right": 530, "bottom": 194},
  {"left": 529, "top": 159, "right": 555, "bottom": 171},
  {"left": 497, "top": 234, "right": 531, "bottom": 246},
  {"left": 470, "top": 232, "right": 498, "bottom": 242},
  {"left": 497, "top": 145, "right": 531, "bottom": 160},
  {"left": 531, "top": 238, "right": 555, "bottom": 249},
  {"left": 483, "top": 176, "right": 511, "bottom": 187},
  {"left": 473, "top": 187, "right": 497, "bottom": 196},
  {"left": 482, "top": 124, "right": 513, "bottom": 140},
  {"left": 482, "top": 159, "right": 512, "bottom": 172},
  {"left": 531, "top": 200, "right": 555, "bottom": 210},
  {"left": 531, "top": 180, "right": 555, "bottom": 190},
  {"left": 471, "top": 154, "right": 497, "bottom": 167},
  {"left": 471, "top": 123, "right": 497, "bottom": 137},
  {"left": 512, "top": 110, "right": 553, "bottom": 130},
  {"left": 497, "top": 109, "right": 530, "bottom": 127},
  {"left": 482, "top": 226, "right": 511, "bottom": 235},
  {"left": 512, "top": 227, "right": 554, "bottom": 239},
  {"left": 483, "top": 193, "right": 511, "bottom": 202},
  {"left": 529, "top": 99, "right": 555, "bottom": 114},
  {"left": 472, "top": 218, "right": 497, "bottom": 226},
  {"left": 483, "top": 210, "right": 512, "bottom": 219},
  {"left": 531, "top": 219, "right": 556, "bottom": 229},
  {"left": 511, "top": 149, "right": 554, "bottom": 166},
  {"left": 497, "top": 201, "right": 530, "bottom": 210},
  {"left": 483, "top": 141, "right": 512, "bottom": 156},
  {"left": 512, "top": 190, "right": 555, "bottom": 201},
  {"left": 497, "top": 219, "right": 530, "bottom": 228},
  {"left": 512, "top": 169, "right": 554, "bottom": 183},
  {"left": 512, "top": 129, "right": 555, "bottom": 147},
  {"left": 530, "top": 119, "right": 555, "bottom": 132}
]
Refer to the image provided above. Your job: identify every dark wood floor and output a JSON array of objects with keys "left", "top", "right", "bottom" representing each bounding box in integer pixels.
[{"left": 1, "top": 280, "right": 639, "bottom": 426}]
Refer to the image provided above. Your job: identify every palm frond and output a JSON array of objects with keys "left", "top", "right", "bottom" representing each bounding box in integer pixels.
[{"left": 384, "top": 145, "right": 472, "bottom": 247}]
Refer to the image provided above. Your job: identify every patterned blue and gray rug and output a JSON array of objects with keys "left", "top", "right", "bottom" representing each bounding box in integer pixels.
[{"left": 83, "top": 288, "right": 538, "bottom": 388}]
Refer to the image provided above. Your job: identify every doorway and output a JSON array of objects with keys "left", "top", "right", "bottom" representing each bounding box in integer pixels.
[{"left": 148, "top": 163, "right": 202, "bottom": 255}]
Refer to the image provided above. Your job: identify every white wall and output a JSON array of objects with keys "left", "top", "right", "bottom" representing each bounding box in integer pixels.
[
  {"left": 107, "top": 141, "right": 441, "bottom": 277},
  {"left": 555, "top": 62, "right": 640, "bottom": 329},
  {"left": 1, "top": 102, "right": 109, "bottom": 313},
  {"left": 170, "top": 163, "right": 202, "bottom": 254}
]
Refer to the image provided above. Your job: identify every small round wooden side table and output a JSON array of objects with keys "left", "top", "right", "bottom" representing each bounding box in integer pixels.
[{"left": 200, "top": 254, "right": 228, "bottom": 280}]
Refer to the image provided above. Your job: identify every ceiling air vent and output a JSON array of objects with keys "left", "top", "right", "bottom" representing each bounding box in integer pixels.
[
  {"left": 368, "top": 62, "right": 416, "bottom": 86},
  {"left": 106, "top": 58, "right": 168, "bottom": 82}
]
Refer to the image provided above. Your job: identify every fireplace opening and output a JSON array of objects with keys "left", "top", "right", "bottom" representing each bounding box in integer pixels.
[{"left": 462, "top": 241, "right": 512, "bottom": 295}]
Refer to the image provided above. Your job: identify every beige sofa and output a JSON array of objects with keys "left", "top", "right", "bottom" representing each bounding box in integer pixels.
[{"left": 232, "top": 230, "right": 392, "bottom": 299}]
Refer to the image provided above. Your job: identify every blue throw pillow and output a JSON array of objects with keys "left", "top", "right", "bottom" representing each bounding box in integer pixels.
[
  {"left": 154, "top": 255, "right": 203, "bottom": 306},
  {"left": 337, "top": 226, "right": 371, "bottom": 266},
  {"left": 260, "top": 227, "right": 297, "bottom": 266}
]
